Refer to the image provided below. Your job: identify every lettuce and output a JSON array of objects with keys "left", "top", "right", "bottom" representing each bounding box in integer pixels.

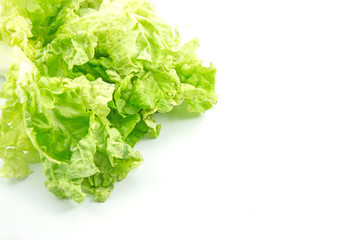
[{"left": 0, "top": 0, "right": 217, "bottom": 203}]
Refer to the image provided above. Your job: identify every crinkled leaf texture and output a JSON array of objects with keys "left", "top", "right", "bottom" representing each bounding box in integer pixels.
[{"left": 0, "top": 0, "right": 217, "bottom": 203}]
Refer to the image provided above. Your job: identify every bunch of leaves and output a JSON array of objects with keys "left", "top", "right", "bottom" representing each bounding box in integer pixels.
[{"left": 0, "top": 0, "right": 217, "bottom": 203}]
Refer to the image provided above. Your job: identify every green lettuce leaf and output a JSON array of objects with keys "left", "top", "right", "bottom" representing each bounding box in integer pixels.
[
  {"left": 0, "top": 47, "right": 143, "bottom": 202},
  {"left": 0, "top": 48, "right": 40, "bottom": 178}
]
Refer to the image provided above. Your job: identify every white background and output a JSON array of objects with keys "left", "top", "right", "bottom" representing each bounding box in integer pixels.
[{"left": 1, "top": 0, "right": 360, "bottom": 239}]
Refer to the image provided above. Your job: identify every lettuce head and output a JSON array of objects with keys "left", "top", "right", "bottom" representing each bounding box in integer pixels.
[{"left": 0, "top": 0, "right": 217, "bottom": 203}]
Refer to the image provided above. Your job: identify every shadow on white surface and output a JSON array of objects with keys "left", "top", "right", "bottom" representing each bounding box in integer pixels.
[{"left": 154, "top": 103, "right": 201, "bottom": 122}]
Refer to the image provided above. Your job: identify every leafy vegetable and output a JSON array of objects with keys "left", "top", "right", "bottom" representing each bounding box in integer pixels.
[{"left": 0, "top": 0, "right": 217, "bottom": 203}]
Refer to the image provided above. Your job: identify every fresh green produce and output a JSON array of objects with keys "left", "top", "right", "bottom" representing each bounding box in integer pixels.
[{"left": 0, "top": 0, "right": 217, "bottom": 203}]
